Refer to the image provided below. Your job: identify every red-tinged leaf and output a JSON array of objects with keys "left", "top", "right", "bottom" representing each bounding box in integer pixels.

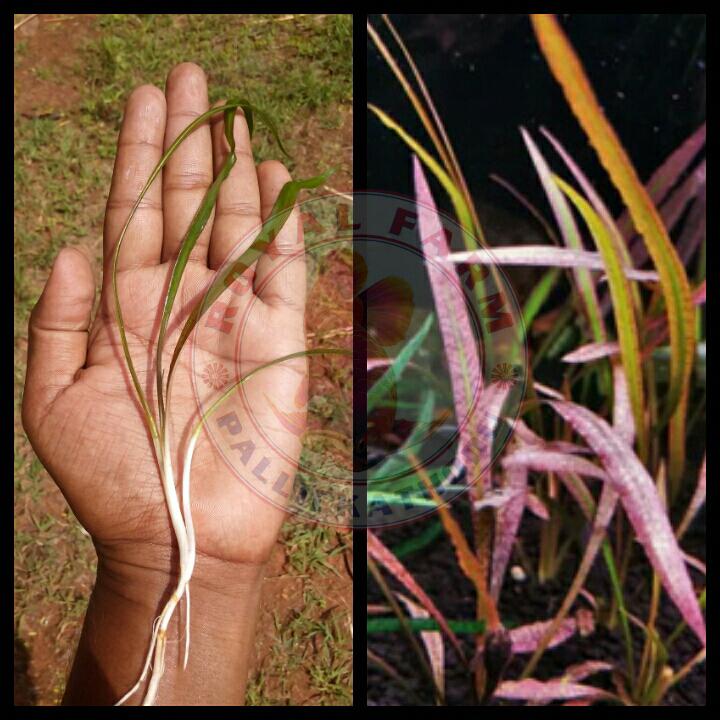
[
  {"left": 611, "top": 363, "right": 635, "bottom": 446},
  {"left": 548, "top": 400, "right": 706, "bottom": 646},
  {"left": 397, "top": 593, "right": 445, "bottom": 695},
  {"left": 676, "top": 456, "right": 706, "bottom": 540},
  {"left": 367, "top": 531, "right": 465, "bottom": 659},
  {"left": 503, "top": 448, "right": 608, "bottom": 483},
  {"left": 521, "top": 127, "right": 605, "bottom": 342},
  {"left": 659, "top": 159, "right": 706, "bottom": 234},
  {"left": 495, "top": 678, "right": 613, "bottom": 703},
  {"left": 367, "top": 604, "right": 391, "bottom": 615},
  {"left": 617, "top": 122, "right": 706, "bottom": 240},
  {"left": 564, "top": 660, "right": 614, "bottom": 682},
  {"left": 491, "top": 465, "right": 528, "bottom": 601},
  {"left": 509, "top": 618, "right": 577, "bottom": 654},
  {"left": 682, "top": 551, "right": 706, "bottom": 577},
  {"left": 511, "top": 419, "right": 591, "bottom": 454},
  {"left": 416, "top": 466, "right": 499, "bottom": 627},
  {"left": 445, "top": 246, "right": 659, "bottom": 281},
  {"left": 413, "top": 157, "right": 483, "bottom": 473},
  {"left": 628, "top": 159, "right": 706, "bottom": 268},
  {"left": 526, "top": 660, "right": 612, "bottom": 705},
  {"left": 533, "top": 381, "right": 565, "bottom": 400},
  {"left": 677, "top": 190, "right": 706, "bottom": 266},
  {"left": 467, "top": 381, "right": 510, "bottom": 491},
  {"left": 526, "top": 493, "right": 549, "bottom": 520},
  {"left": 520, "top": 373, "right": 634, "bottom": 677},
  {"left": 563, "top": 342, "right": 620, "bottom": 364},
  {"left": 541, "top": 126, "right": 644, "bottom": 326},
  {"left": 367, "top": 358, "right": 392, "bottom": 371}
]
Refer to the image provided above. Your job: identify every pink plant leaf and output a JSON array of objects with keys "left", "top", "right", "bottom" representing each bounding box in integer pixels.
[
  {"left": 548, "top": 400, "right": 706, "bottom": 646},
  {"left": 367, "top": 531, "right": 465, "bottom": 660},
  {"left": 470, "top": 381, "right": 511, "bottom": 492},
  {"left": 521, "top": 127, "right": 605, "bottom": 339},
  {"left": 564, "top": 660, "right": 614, "bottom": 682},
  {"left": 368, "top": 358, "right": 393, "bottom": 371},
  {"left": 659, "top": 159, "right": 706, "bottom": 234},
  {"left": 503, "top": 445, "right": 604, "bottom": 521},
  {"left": 511, "top": 419, "right": 591, "bottom": 454},
  {"left": 527, "top": 659, "right": 613, "bottom": 706},
  {"left": 532, "top": 381, "right": 565, "bottom": 400},
  {"left": 681, "top": 551, "right": 706, "bottom": 577},
  {"left": 611, "top": 363, "right": 635, "bottom": 446},
  {"left": 495, "top": 678, "right": 613, "bottom": 703},
  {"left": 628, "top": 159, "right": 706, "bottom": 269},
  {"left": 676, "top": 455, "right": 706, "bottom": 540},
  {"left": 616, "top": 121, "right": 706, "bottom": 239},
  {"left": 413, "top": 157, "right": 485, "bottom": 482},
  {"left": 491, "top": 465, "right": 528, "bottom": 600},
  {"left": 471, "top": 485, "right": 520, "bottom": 512},
  {"left": 677, "top": 189, "right": 706, "bottom": 266},
  {"left": 503, "top": 447, "right": 608, "bottom": 482},
  {"left": 444, "top": 246, "right": 659, "bottom": 281},
  {"left": 526, "top": 492, "right": 550, "bottom": 520},
  {"left": 509, "top": 618, "right": 577, "bottom": 654},
  {"left": 562, "top": 341, "right": 620, "bottom": 364},
  {"left": 397, "top": 593, "right": 445, "bottom": 695}
]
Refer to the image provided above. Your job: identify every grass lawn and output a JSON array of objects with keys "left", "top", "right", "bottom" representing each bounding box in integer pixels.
[{"left": 14, "top": 13, "right": 352, "bottom": 706}]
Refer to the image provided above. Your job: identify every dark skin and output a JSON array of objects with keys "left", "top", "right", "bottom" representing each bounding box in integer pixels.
[{"left": 22, "top": 62, "right": 308, "bottom": 705}]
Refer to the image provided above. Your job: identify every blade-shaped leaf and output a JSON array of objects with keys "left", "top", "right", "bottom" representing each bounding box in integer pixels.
[
  {"left": 495, "top": 678, "right": 613, "bottom": 703},
  {"left": 397, "top": 593, "right": 445, "bottom": 696},
  {"left": 510, "top": 618, "right": 578, "bottom": 654},
  {"left": 367, "top": 531, "right": 465, "bottom": 660},
  {"left": 521, "top": 127, "right": 605, "bottom": 343},
  {"left": 553, "top": 176, "right": 647, "bottom": 461},
  {"left": 414, "top": 158, "right": 491, "bottom": 486},
  {"left": 531, "top": 13, "right": 696, "bottom": 484},
  {"left": 444, "top": 246, "right": 658, "bottom": 281},
  {"left": 168, "top": 170, "right": 331, "bottom": 382},
  {"left": 617, "top": 122, "right": 706, "bottom": 239},
  {"left": 367, "top": 313, "right": 434, "bottom": 412},
  {"left": 676, "top": 456, "right": 706, "bottom": 540},
  {"left": 490, "top": 465, "right": 528, "bottom": 601},
  {"left": 548, "top": 399, "right": 706, "bottom": 646},
  {"left": 563, "top": 342, "right": 620, "bottom": 364}
]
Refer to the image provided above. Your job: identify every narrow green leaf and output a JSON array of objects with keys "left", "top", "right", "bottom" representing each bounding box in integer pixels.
[
  {"left": 553, "top": 175, "right": 647, "bottom": 462},
  {"left": 167, "top": 170, "right": 332, "bottom": 386},
  {"left": 367, "top": 313, "right": 434, "bottom": 413},
  {"left": 368, "top": 618, "right": 486, "bottom": 635},
  {"left": 156, "top": 107, "right": 238, "bottom": 424}
]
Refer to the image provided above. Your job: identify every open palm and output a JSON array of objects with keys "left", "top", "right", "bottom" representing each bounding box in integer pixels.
[{"left": 22, "top": 63, "right": 307, "bottom": 576}]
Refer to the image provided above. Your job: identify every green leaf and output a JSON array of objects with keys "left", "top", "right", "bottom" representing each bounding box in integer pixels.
[
  {"left": 367, "top": 313, "right": 434, "bottom": 413},
  {"left": 368, "top": 617, "right": 486, "bottom": 635},
  {"left": 553, "top": 175, "right": 647, "bottom": 462},
  {"left": 167, "top": 169, "right": 332, "bottom": 386}
]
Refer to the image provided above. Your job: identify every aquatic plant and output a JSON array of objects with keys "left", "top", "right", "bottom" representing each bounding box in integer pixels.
[{"left": 367, "top": 14, "right": 705, "bottom": 705}]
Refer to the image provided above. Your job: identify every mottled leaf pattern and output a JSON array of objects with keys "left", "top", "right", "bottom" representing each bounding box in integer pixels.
[
  {"left": 548, "top": 400, "right": 706, "bottom": 645},
  {"left": 367, "top": 531, "right": 465, "bottom": 659},
  {"left": 445, "top": 246, "right": 658, "bottom": 281}
]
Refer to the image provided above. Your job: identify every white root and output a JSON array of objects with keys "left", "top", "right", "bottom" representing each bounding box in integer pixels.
[{"left": 115, "top": 419, "right": 197, "bottom": 706}]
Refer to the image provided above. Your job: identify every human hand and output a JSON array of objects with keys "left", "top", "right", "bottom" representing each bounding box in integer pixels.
[{"left": 22, "top": 62, "right": 307, "bottom": 593}]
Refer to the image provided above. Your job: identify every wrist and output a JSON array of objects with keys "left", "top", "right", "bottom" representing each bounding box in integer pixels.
[{"left": 64, "top": 543, "right": 265, "bottom": 705}]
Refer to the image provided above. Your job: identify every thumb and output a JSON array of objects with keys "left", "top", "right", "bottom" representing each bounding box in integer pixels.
[{"left": 23, "top": 247, "right": 95, "bottom": 432}]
